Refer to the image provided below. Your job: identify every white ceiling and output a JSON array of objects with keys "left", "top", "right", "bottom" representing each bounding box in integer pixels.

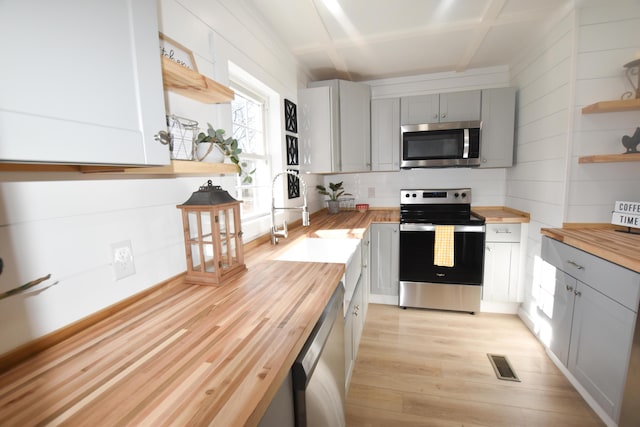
[{"left": 245, "top": 0, "right": 574, "bottom": 81}]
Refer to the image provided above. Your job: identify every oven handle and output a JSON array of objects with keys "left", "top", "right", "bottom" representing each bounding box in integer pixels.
[{"left": 400, "top": 223, "right": 486, "bottom": 233}]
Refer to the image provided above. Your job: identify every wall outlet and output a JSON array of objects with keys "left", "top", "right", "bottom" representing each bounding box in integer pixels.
[
  {"left": 368, "top": 187, "right": 375, "bottom": 198},
  {"left": 111, "top": 240, "right": 135, "bottom": 280}
]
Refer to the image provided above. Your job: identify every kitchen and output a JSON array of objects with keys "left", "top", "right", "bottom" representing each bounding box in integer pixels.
[{"left": 1, "top": 0, "right": 639, "bottom": 426}]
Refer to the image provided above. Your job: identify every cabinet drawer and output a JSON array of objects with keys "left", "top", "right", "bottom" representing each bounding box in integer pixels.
[
  {"left": 542, "top": 237, "right": 640, "bottom": 312},
  {"left": 485, "top": 224, "right": 521, "bottom": 242}
]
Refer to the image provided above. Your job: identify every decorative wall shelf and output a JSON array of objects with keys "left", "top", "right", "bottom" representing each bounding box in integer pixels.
[
  {"left": 0, "top": 161, "right": 239, "bottom": 176},
  {"left": 581, "top": 98, "right": 640, "bottom": 114},
  {"left": 161, "top": 57, "right": 234, "bottom": 103},
  {"left": 578, "top": 153, "right": 640, "bottom": 164}
]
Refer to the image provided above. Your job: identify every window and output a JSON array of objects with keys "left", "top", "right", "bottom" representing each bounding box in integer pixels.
[{"left": 230, "top": 85, "right": 271, "bottom": 220}]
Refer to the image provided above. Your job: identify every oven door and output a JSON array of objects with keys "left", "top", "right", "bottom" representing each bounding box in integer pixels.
[{"left": 399, "top": 223, "right": 485, "bottom": 285}]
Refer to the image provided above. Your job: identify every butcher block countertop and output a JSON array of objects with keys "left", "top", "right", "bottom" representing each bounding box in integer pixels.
[
  {"left": 0, "top": 208, "right": 399, "bottom": 427},
  {"left": 472, "top": 206, "right": 530, "bottom": 224},
  {"left": 541, "top": 226, "right": 640, "bottom": 273}
]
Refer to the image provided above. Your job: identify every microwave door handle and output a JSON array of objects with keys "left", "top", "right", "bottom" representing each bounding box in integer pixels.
[{"left": 462, "top": 128, "right": 470, "bottom": 159}]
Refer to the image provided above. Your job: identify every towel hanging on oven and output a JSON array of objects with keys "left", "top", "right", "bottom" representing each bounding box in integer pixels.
[{"left": 434, "top": 225, "right": 455, "bottom": 267}]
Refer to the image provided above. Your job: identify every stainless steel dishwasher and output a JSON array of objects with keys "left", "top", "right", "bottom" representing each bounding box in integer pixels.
[{"left": 292, "top": 284, "right": 346, "bottom": 427}]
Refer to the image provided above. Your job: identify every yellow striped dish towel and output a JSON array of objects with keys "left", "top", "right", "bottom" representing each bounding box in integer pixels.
[{"left": 434, "top": 225, "right": 455, "bottom": 267}]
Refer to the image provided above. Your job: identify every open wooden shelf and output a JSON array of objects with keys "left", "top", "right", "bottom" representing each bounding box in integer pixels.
[
  {"left": 578, "top": 153, "right": 640, "bottom": 164},
  {"left": 0, "top": 160, "right": 239, "bottom": 176},
  {"left": 581, "top": 98, "right": 640, "bottom": 114},
  {"left": 161, "top": 57, "right": 234, "bottom": 103}
]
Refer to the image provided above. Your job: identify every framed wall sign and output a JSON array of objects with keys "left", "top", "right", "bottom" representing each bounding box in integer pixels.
[
  {"left": 287, "top": 169, "right": 300, "bottom": 199},
  {"left": 286, "top": 134, "right": 299, "bottom": 166},
  {"left": 284, "top": 99, "right": 298, "bottom": 133},
  {"left": 159, "top": 32, "right": 198, "bottom": 72}
]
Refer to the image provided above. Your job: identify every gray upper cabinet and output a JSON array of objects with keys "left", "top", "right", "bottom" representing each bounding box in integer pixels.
[
  {"left": 479, "top": 87, "right": 516, "bottom": 168},
  {"left": 0, "top": 0, "right": 168, "bottom": 166},
  {"left": 300, "top": 79, "right": 371, "bottom": 173},
  {"left": 400, "top": 90, "right": 481, "bottom": 125},
  {"left": 371, "top": 98, "right": 400, "bottom": 171}
]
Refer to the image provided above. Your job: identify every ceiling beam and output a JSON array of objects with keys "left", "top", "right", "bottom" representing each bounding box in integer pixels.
[{"left": 455, "top": 0, "right": 507, "bottom": 72}]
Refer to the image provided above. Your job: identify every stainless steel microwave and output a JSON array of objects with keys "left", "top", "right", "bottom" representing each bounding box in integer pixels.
[{"left": 401, "top": 120, "right": 482, "bottom": 168}]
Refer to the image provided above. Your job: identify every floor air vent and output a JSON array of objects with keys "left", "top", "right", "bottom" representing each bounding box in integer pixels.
[{"left": 487, "top": 354, "right": 520, "bottom": 382}]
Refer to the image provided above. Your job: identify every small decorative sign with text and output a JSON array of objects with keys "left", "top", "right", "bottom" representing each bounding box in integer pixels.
[{"left": 611, "top": 201, "right": 640, "bottom": 230}]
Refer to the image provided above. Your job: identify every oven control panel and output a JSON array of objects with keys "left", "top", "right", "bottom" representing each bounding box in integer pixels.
[{"left": 401, "top": 188, "right": 471, "bottom": 205}]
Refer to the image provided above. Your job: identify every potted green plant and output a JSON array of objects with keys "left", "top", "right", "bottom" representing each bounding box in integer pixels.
[
  {"left": 195, "top": 123, "right": 255, "bottom": 184},
  {"left": 316, "top": 181, "right": 348, "bottom": 214}
]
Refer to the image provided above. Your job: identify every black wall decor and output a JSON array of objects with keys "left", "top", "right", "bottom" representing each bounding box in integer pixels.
[
  {"left": 284, "top": 99, "right": 298, "bottom": 133},
  {"left": 286, "top": 134, "right": 299, "bottom": 166},
  {"left": 287, "top": 169, "right": 300, "bottom": 199}
]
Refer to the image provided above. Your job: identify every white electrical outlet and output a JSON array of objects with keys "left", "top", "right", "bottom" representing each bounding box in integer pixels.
[
  {"left": 368, "top": 187, "right": 375, "bottom": 198},
  {"left": 111, "top": 240, "right": 135, "bottom": 280}
]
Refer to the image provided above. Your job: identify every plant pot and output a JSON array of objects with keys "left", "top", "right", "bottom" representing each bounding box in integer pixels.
[
  {"left": 196, "top": 143, "right": 225, "bottom": 163},
  {"left": 327, "top": 200, "right": 340, "bottom": 214}
]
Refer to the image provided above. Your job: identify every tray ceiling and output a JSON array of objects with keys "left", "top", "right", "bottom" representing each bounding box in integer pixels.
[{"left": 245, "top": 0, "right": 573, "bottom": 81}]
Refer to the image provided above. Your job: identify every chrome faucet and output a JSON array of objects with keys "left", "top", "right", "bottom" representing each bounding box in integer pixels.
[{"left": 271, "top": 171, "right": 310, "bottom": 244}]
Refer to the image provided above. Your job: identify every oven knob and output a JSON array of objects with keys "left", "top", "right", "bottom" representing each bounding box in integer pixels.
[
  {"left": 412, "top": 193, "right": 417, "bottom": 197},
  {"left": 454, "top": 192, "right": 459, "bottom": 198},
  {"left": 461, "top": 192, "right": 467, "bottom": 198}
]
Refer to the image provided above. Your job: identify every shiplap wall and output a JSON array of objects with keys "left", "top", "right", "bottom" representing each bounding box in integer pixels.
[
  {"left": 0, "top": 0, "right": 304, "bottom": 356},
  {"left": 568, "top": 1, "right": 640, "bottom": 222},
  {"left": 509, "top": 0, "right": 640, "bottom": 325}
]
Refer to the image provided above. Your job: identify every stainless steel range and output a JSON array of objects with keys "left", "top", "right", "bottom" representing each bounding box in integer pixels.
[{"left": 399, "top": 188, "right": 486, "bottom": 313}]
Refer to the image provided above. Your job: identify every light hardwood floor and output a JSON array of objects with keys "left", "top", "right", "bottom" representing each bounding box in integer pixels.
[{"left": 346, "top": 304, "right": 604, "bottom": 427}]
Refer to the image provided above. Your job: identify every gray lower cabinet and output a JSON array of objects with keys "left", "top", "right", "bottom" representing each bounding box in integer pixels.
[
  {"left": 541, "top": 236, "right": 639, "bottom": 422},
  {"left": 370, "top": 223, "right": 399, "bottom": 301},
  {"left": 482, "top": 223, "right": 521, "bottom": 302},
  {"left": 345, "top": 275, "right": 364, "bottom": 392}
]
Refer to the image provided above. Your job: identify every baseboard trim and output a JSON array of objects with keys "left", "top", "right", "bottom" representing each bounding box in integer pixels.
[{"left": 0, "top": 273, "right": 185, "bottom": 374}]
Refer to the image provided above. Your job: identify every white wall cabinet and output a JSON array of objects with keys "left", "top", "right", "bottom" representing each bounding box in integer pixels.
[
  {"left": 479, "top": 87, "right": 516, "bottom": 168},
  {"left": 300, "top": 80, "right": 371, "bottom": 173},
  {"left": 482, "top": 224, "right": 521, "bottom": 303},
  {"left": 541, "top": 237, "right": 639, "bottom": 422},
  {"left": 400, "top": 90, "right": 481, "bottom": 125},
  {"left": 370, "top": 223, "right": 400, "bottom": 304},
  {"left": 0, "top": 0, "right": 168, "bottom": 166},
  {"left": 371, "top": 98, "right": 400, "bottom": 171}
]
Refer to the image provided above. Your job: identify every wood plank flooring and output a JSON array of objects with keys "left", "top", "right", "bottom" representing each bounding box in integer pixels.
[{"left": 346, "top": 304, "right": 604, "bottom": 427}]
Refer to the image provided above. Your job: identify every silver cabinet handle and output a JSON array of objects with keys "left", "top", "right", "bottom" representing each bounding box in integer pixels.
[
  {"left": 495, "top": 229, "right": 512, "bottom": 234},
  {"left": 566, "top": 284, "right": 574, "bottom": 292},
  {"left": 567, "top": 260, "right": 585, "bottom": 271},
  {"left": 574, "top": 290, "right": 582, "bottom": 297}
]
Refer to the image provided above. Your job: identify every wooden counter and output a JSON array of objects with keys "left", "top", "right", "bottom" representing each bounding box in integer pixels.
[
  {"left": 541, "top": 227, "right": 640, "bottom": 273},
  {"left": 0, "top": 209, "right": 399, "bottom": 427},
  {"left": 472, "top": 206, "right": 530, "bottom": 224}
]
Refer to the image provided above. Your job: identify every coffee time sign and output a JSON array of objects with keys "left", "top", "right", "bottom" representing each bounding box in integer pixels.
[{"left": 612, "top": 201, "right": 640, "bottom": 229}]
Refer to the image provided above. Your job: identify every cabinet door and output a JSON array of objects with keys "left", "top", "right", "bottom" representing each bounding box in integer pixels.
[
  {"left": 0, "top": 0, "right": 167, "bottom": 165},
  {"left": 569, "top": 282, "right": 636, "bottom": 420},
  {"left": 361, "top": 230, "right": 371, "bottom": 321},
  {"left": 344, "top": 304, "right": 354, "bottom": 392},
  {"left": 479, "top": 87, "right": 516, "bottom": 168},
  {"left": 547, "top": 271, "right": 576, "bottom": 366},
  {"left": 299, "top": 86, "right": 336, "bottom": 173},
  {"left": 371, "top": 98, "right": 400, "bottom": 171},
  {"left": 370, "top": 224, "right": 400, "bottom": 296},
  {"left": 483, "top": 242, "right": 511, "bottom": 301},
  {"left": 439, "top": 90, "right": 481, "bottom": 122},
  {"left": 401, "top": 94, "right": 439, "bottom": 125},
  {"left": 338, "top": 80, "right": 371, "bottom": 172},
  {"left": 352, "top": 278, "right": 364, "bottom": 361}
]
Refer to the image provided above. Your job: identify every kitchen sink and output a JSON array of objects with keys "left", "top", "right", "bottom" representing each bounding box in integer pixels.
[{"left": 275, "top": 238, "right": 362, "bottom": 316}]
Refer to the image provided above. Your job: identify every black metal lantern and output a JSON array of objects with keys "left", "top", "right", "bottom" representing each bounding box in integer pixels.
[{"left": 177, "top": 180, "right": 245, "bottom": 285}]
